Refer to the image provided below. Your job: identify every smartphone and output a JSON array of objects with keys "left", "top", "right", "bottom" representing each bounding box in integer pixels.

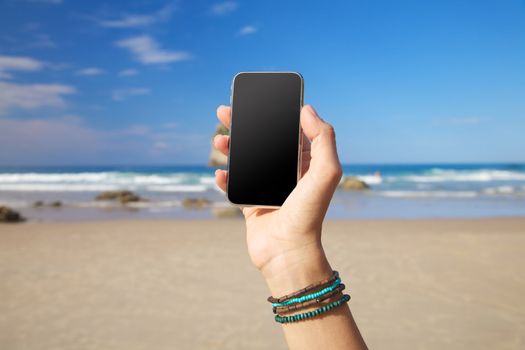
[{"left": 226, "top": 72, "right": 304, "bottom": 207}]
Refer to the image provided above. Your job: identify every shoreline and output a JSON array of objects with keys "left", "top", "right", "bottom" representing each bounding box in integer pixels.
[
  {"left": 3, "top": 215, "right": 525, "bottom": 224},
  {"left": 4, "top": 193, "right": 525, "bottom": 222}
]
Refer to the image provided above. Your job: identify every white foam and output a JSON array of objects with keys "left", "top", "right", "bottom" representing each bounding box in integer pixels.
[
  {"left": 0, "top": 172, "right": 113, "bottom": 183},
  {"left": 0, "top": 184, "right": 121, "bottom": 192},
  {"left": 0, "top": 172, "right": 215, "bottom": 193},
  {"left": 199, "top": 176, "right": 216, "bottom": 185},
  {"left": 483, "top": 186, "right": 515, "bottom": 195},
  {"left": 379, "top": 191, "right": 478, "bottom": 198},
  {"left": 125, "top": 175, "right": 183, "bottom": 185},
  {"left": 146, "top": 185, "right": 208, "bottom": 192},
  {"left": 395, "top": 169, "right": 525, "bottom": 183},
  {"left": 356, "top": 175, "right": 383, "bottom": 185}
]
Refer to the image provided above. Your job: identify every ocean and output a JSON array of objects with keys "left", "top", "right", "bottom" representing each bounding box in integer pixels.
[{"left": 1, "top": 163, "right": 525, "bottom": 221}]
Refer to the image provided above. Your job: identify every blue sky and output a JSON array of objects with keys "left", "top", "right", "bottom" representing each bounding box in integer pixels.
[{"left": 0, "top": 0, "right": 524, "bottom": 165}]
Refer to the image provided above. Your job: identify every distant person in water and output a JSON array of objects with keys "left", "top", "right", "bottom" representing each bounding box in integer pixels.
[{"left": 213, "top": 104, "right": 368, "bottom": 350}]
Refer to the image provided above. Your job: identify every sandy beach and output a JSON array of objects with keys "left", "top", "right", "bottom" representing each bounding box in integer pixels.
[{"left": 1, "top": 218, "right": 524, "bottom": 349}]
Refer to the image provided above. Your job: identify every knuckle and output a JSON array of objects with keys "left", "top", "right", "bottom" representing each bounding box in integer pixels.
[
  {"left": 329, "top": 163, "right": 343, "bottom": 182},
  {"left": 320, "top": 162, "right": 342, "bottom": 183},
  {"left": 323, "top": 123, "right": 336, "bottom": 139}
]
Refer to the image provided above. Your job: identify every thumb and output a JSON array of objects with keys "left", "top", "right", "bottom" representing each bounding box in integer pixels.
[
  {"left": 300, "top": 105, "right": 342, "bottom": 186},
  {"left": 301, "top": 104, "right": 328, "bottom": 140}
]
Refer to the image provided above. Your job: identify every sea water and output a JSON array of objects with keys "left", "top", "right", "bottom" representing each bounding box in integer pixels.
[{"left": 1, "top": 164, "right": 525, "bottom": 221}]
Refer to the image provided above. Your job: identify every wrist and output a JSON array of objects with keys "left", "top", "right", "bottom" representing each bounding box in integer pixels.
[{"left": 260, "top": 240, "right": 333, "bottom": 298}]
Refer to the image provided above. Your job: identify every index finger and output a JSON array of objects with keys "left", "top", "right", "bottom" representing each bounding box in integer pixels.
[{"left": 217, "top": 105, "right": 232, "bottom": 129}]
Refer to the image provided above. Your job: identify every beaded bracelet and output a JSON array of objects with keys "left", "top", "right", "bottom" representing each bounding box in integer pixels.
[
  {"left": 272, "top": 277, "right": 342, "bottom": 307},
  {"left": 267, "top": 270, "right": 339, "bottom": 304},
  {"left": 273, "top": 283, "right": 346, "bottom": 314},
  {"left": 275, "top": 294, "right": 351, "bottom": 324}
]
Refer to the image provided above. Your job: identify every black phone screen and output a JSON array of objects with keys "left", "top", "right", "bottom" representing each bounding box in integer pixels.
[{"left": 227, "top": 72, "right": 303, "bottom": 207}]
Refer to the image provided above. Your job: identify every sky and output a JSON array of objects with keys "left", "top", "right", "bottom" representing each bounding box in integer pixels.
[{"left": 0, "top": 0, "right": 524, "bottom": 166}]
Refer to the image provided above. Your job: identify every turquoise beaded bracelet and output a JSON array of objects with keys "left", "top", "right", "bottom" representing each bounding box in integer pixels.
[
  {"left": 272, "top": 277, "right": 342, "bottom": 307},
  {"left": 274, "top": 294, "right": 351, "bottom": 324}
]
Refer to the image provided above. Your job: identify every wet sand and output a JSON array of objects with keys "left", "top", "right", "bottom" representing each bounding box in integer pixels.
[{"left": 1, "top": 218, "right": 524, "bottom": 349}]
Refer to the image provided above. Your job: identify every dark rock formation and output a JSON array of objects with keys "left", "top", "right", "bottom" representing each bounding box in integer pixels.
[
  {"left": 182, "top": 198, "right": 211, "bottom": 209},
  {"left": 95, "top": 190, "right": 142, "bottom": 204},
  {"left": 33, "top": 201, "right": 64, "bottom": 208},
  {"left": 339, "top": 177, "right": 370, "bottom": 191},
  {"left": 0, "top": 206, "right": 25, "bottom": 223}
]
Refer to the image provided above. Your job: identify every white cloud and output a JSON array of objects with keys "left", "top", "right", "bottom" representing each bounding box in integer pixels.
[
  {"left": 118, "top": 68, "right": 138, "bottom": 77},
  {"left": 115, "top": 35, "right": 190, "bottom": 65},
  {"left": 0, "top": 117, "right": 103, "bottom": 165},
  {"left": 0, "top": 55, "right": 44, "bottom": 79},
  {"left": 99, "top": 15, "right": 157, "bottom": 28},
  {"left": 76, "top": 67, "right": 105, "bottom": 76},
  {"left": 0, "top": 82, "right": 75, "bottom": 114},
  {"left": 97, "top": 5, "right": 173, "bottom": 28},
  {"left": 210, "top": 1, "right": 238, "bottom": 15},
  {"left": 239, "top": 25, "right": 257, "bottom": 35},
  {"left": 0, "top": 117, "right": 210, "bottom": 165},
  {"left": 112, "top": 87, "right": 151, "bottom": 101}
]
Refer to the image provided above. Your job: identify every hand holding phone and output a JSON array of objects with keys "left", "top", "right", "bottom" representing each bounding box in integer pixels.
[{"left": 214, "top": 72, "right": 343, "bottom": 279}]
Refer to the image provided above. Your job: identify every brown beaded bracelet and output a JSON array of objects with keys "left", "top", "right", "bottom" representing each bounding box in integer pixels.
[
  {"left": 267, "top": 270, "right": 339, "bottom": 304},
  {"left": 273, "top": 283, "right": 346, "bottom": 314}
]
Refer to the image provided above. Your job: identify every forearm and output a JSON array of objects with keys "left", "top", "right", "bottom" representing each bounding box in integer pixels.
[{"left": 261, "top": 242, "right": 368, "bottom": 350}]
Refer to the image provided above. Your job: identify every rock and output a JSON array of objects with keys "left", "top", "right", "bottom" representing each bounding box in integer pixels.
[
  {"left": 95, "top": 190, "right": 142, "bottom": 204},
  {"left": 208, "top": 123, "right": 229, "bottom": 167},
  {"left": 119, "top": 193, "right": 141, "bottom": 204},
  {"left": 0, "top": 206, "right": 25, "bottom": 223},
  {"left": 182, "top": 198, "right": 211, "bottom": 209},
  {"left": 339, "top": 177, "right": 370, "bottom": 191},
  {"left": 212, "top": 206, "right": 242, "bottom": 218},
  {"left": 33, "top": 200, "right": 64, "bottom": 208}
]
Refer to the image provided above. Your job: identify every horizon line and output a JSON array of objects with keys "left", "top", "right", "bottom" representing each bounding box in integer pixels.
[{"left": 0, "top": 161, "right": 524, "bottom": 169}]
